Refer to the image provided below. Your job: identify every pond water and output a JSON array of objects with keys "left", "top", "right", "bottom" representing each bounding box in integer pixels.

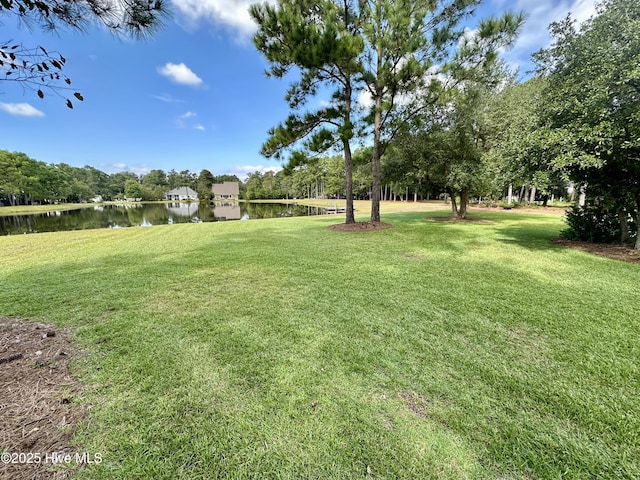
[{"left": 0, "top": 202, "right": 328, "bottom": 236}]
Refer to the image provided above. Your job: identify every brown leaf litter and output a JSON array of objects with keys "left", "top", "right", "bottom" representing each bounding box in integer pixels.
[{"left": 1, "top": 317, "right": 87, "bottom": 479}]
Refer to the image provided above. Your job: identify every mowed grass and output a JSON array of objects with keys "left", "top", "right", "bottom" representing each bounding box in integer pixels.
[
  {"left": 0, "top": 210, "right": 638, "bottom": 479},
  {"left": 0, "top": 203, "right": 91, "bottom": 216}
]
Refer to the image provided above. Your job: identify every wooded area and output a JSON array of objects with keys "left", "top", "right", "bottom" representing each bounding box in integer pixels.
[{"left": 249, "top": 0, "right": 639, "bottom": 247}]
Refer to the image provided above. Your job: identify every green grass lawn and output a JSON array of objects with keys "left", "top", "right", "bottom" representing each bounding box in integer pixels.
[
  {"left": 0, "top": 200, "right": 170, "bottom": 217},
  {"left": 0, "top": 203, "right": 92, "bottom": 216},
  {"left": 0, "top": 211, "right": 638, "bottom": 479}
]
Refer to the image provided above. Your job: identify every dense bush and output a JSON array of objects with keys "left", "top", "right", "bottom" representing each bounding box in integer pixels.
[
  {"left": 498, "top": 200, "right": 520, "bottom": 210},
  {"left": 562, "top": 205, "right": 637, "bottom": 244}
]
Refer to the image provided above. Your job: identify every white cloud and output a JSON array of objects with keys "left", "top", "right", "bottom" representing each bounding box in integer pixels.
[
  {"left": 484, "top": 0, "right": 599, "bottom": 76},
  {"left": 0, "top": 102, "right": 45, "bottom": 117},
  {"left": 128, "top": 165, "right": 151, "bottom": 176},
  {"left": 176, "top": 111, "right": 198, "bottom": 128},
  {"left": 101, "top": 163, "right": 149, "bottom": 175},
  {"left": 158, "top": 62, "right": 203, "bottom": 87},
  {"left": 510, "top": 0, "right": 598, "bottom": 52},
  {"left": 357, "top": 90, "right": 373, "bottom": 110},
  {"left": 152, "top": 93, "right": 184, "bottom": 103},
  {"left": 170, "top": 0, "right": 276, "bottom": 38},
  {"left": 569, "top": 0, "right": 599, "bottom": 24},
  {"left": 355, "top": 87, "right": 414, "bottom": 110},
  {"left": 230, "top": 164, "right": 282, "bottom": 179},
  {"left": 194, "top": 124, "right": 205, "bottom": 131},
  {"left": 459, "top": 27, "right": 478, "bottom": 47}
]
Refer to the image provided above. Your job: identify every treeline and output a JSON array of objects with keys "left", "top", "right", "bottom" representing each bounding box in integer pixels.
[
  {"left": 0, "top": 151, "right": 241, "bottom": 205},
  {"left": 244, "top": 153, "right": 370, "bottom": 200},
  {"left": 244, "top": 150, "right": 569, "bottom": 205}
]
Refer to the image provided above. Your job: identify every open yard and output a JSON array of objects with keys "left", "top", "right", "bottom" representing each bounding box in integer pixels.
[{"left": 1, "top": 208, "right": 638, "bottom": 479}]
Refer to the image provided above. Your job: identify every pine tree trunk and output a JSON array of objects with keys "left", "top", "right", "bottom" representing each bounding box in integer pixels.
[
  {"left": 529, "top": 186, "right": 536, "bottom": 204},
  {"left": 370, "top": 45, "right": 383, "bottom": 223},
  {"left": 343, "top": 137, "right": 355, "bottom": 224},
  {"left": 371, "top": 106, "right": 382, "bottom": 223}
]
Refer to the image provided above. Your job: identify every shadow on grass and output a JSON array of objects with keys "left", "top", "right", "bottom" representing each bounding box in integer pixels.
[{"left": 494, "top": 224, "right": 562, "bottom": 252}]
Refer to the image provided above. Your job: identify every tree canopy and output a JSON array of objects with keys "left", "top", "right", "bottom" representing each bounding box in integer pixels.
[
  {"left": 534, "top": 0, "right": 640, "bottom": 247},
  {"left": 251, "top": 0, "right": 524, "bottom": 223},
  {"left": 0, "top": 0, "right": 168, "bottom": 106}
]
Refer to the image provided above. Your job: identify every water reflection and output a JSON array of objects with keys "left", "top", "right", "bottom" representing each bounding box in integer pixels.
[
  {"left": 166, "top": 202, "right": 200, "bottom": 218},
  {"left": 0, "top": 202, "right": 327, "bottom": 235},
  {"left": 213, "top": 203, "right": 241, "bottom": 220}
]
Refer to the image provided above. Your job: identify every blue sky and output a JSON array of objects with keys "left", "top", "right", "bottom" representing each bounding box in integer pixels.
[{"left": 0, "top": 0, "right": 598, "bottom": 179}]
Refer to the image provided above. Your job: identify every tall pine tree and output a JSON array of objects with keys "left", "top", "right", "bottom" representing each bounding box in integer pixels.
[
  {"left": 251, "top": 0, "right": 363, "bottom": 223},
  {"left": 359, "top": 0, "right": 523, "bottom": 222}
]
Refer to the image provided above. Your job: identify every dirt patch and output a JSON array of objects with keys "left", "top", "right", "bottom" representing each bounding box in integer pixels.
[
  {"left": 552, "top": 238, "right": 640, "bottom": 264},
  {"left": 426, "top": 216, "right": 494, "bottom": 223},
  {"left": 329, "top": 221, "right": 393, "bottom": 231},
  {"left": 1, "top": 317, "right": 87, "bottom": 480},
  {"left": 400, "top": 391, "right": 431, "bottom": 418},
  {"left": 508, "top": 327, "right": 546, "bottom": 353}
]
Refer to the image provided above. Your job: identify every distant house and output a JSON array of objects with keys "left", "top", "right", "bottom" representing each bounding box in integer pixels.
[
  {"left": 212, "top": 181, "right": 239, "bottom": 201},
  {"left": 165, "top": 186, "right": 198, "bottom": 201}
]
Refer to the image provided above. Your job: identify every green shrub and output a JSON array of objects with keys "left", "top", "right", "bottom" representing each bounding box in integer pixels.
[
  {"left": 562, "top": 205, "right": 637, "bottom": 244},
  {"left": 499, "top": 200, "right": 519, "bottom": 209}
]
